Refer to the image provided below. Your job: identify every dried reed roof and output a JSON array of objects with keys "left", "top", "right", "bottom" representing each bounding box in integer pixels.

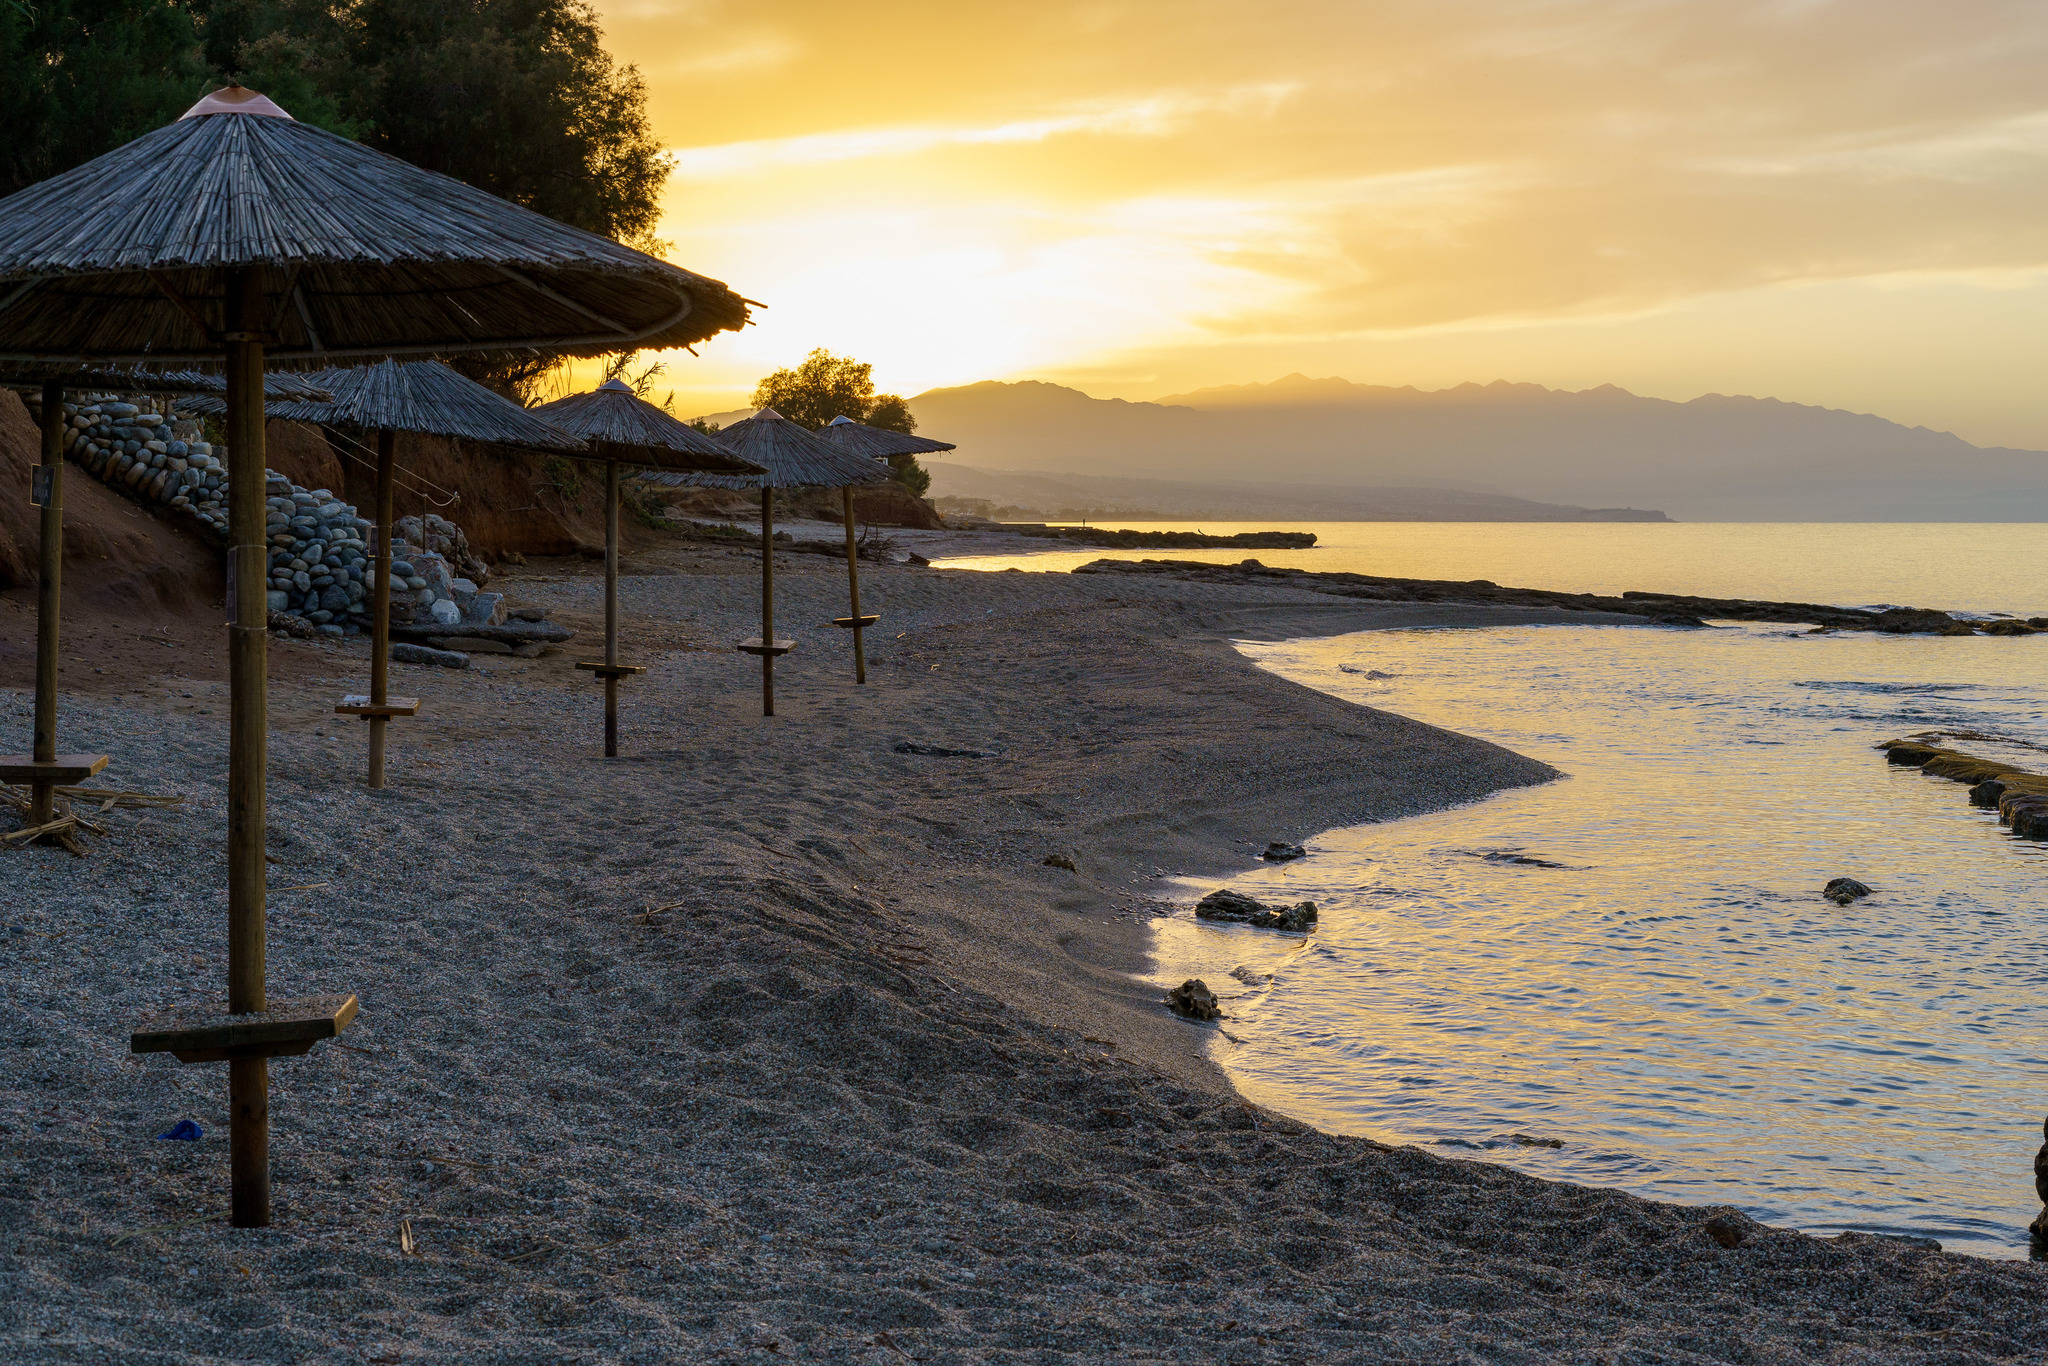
[
  {"left": 815, "top": 415, "right": 956, "bottom": 460},
  {"left": 0, "top": 86, "right": 755, "bottom": 367},
  {"left": 529, "top": 379, "right": 760, "bottom": 473},
  {"left": 646, "top": 408, "right": 892, "bottom": 490},
  {"left": 183, "top": 359, "right": 586, "bottom": 451},
  {"left": 0, "top": 366, "right": 332, "bottom": 398}
]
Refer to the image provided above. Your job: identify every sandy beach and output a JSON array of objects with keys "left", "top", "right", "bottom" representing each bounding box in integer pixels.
[{"left": 4, "top": 550, "right": 2044, "bottom": 1364}]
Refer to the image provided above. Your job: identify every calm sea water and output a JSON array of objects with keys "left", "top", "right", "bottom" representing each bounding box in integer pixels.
[
  {"left": 1148, "top": 621, "right": 2048, "bottom": 1258},
  {"left": 933, "top": 521, "right": 2048, "bottom": 615},
  {"left": 951, "top": 523, "right": 2048, "bottom": 1257}
]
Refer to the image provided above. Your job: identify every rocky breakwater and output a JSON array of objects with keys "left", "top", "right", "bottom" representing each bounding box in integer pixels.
[
  {"left": 1015, "top": 525, "right": 1317, "bottom": 550},
  {"left": 1879, "top": 738, "right": 2048, "bottom": 839},
  {"left": 1074, "top": 557, "right": 2003, "bottom": 634}
]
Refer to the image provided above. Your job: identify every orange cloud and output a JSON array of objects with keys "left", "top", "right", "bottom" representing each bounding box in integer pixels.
[{"left": 593, "top": 0, "right": 2048, "bottom": 444}]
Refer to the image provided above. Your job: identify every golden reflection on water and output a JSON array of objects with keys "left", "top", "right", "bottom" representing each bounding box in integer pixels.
[
  {"left": 935, "top": 521, "right": 2048, "bottom": 615},
  {"left": 1151, "top": 621, "right": 2048, "bottom": 1257}
]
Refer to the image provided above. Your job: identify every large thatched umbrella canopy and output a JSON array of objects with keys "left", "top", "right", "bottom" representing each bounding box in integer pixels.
[
  {"left": 530, "top": 379, "right": 760, "bottom": 756},
  {"left": 0, "top": 84, "right": 756, "bottom": 1231},
  {"left": 813, "top": 414, "right": 956, "bottom": 462},
  {"left": 668, "top": 407, "right": 891, "bottom": 491},
  {"left": 532, "top": 378, "right": 758, "bottom": 471},
  {"left": 248, "top": 360, "right": 588, "bottom": 446},
  {"left": 0, "top": 88, "right": 750, "bottom": 365},
  {"left": 643, "top": 408, "right": 889, "bottom": 713},
  {"left": 0, "top": 367, "right": 333, "bottom": 398}
]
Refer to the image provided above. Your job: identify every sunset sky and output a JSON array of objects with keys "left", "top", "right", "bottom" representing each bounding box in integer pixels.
[{"left": 589, "top": 0, "right": 2048, "bottom": 448}]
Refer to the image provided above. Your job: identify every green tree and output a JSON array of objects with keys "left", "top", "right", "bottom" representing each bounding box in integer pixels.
[
  {"left": 751, "top": 349, "right": 875, "bottom": 432},
  {"left": 185, "top": 0, "right": 668, "bottom": 399},
  {"left": 197, "top": 0, "right": 665, "bottom": 242},
  {"left": 0, "top": 0, "right": 215, "bottom": 196},
  {"left": 865, "top": 394, "right": 916, "bottom": 435},
  {"left": 751, "top": 349, "right": 931, "bottom": 497}
]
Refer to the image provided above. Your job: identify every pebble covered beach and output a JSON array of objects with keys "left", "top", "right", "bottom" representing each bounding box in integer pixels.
[{"left": 4, "top": 556, "right": 2046, "bottom": 1363}]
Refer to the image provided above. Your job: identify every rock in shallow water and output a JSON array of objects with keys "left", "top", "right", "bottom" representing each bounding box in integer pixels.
[
  {"left": 1261, "top": 841, "right": 1307, "bottom": 861},
  {"left": 1822, "top": 877, "right": 1871, "bottom": 906},
  {"left": 1196, "top": 888, "right": 1317, "bottom": 932},
  {"left": 1165, "top": 979, "right": 1221, "bottom": 1020}
]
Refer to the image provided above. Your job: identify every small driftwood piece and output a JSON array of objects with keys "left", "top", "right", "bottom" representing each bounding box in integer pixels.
[{"left": 2, "top": 782, "right": 186, "bottom": 855}]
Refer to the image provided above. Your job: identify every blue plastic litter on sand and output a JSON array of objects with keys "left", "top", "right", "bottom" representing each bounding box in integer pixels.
[{"left": 156, "top": 1120, "right": 203, "bottom": 1141}]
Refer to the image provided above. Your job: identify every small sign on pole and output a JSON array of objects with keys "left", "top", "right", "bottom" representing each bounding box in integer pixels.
[{"left": 30, "top": 466, "right": 52, "bottom": 507}]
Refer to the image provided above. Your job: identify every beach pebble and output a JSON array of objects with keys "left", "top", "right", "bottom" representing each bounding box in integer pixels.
[
  {"left": 429, "top": 598, "right": 463, "bottom": 626},
  {"left": 1165, "top": 979, "right": 1221, "bottom": 1021},
  {"left": 1041, "top": 853, "right": 1077, "bottom": 871},
  {"left": 1260, "top": 840, "right": 1307, "bottom": 861}
]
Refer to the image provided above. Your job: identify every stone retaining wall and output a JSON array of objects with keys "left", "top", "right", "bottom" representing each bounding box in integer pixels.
[{"left": 57, "top": 395, "right": 497, "bottom": 638}]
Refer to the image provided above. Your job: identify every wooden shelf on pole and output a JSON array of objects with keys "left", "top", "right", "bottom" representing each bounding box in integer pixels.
[
  {"left": 575, "top": 661, "right": 646, "bottom": 679},
  {"left": 736, "top": 638, "right": 795, "bottom": 658},
  {"left": 0, "top": 753, "right": 109, "bottom": 784},
  {"left": 132, "top": 994, "right": 359, "bottom": 1064},
  {"left": 334, "top": 695, "right": 421, "bottom": 718},
  {"left": 830, "top": 614, "right": 880, "bottom": 630}
]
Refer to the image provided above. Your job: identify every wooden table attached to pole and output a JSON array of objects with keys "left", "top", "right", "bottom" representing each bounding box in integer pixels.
[
  {"left": 0, "top": 380, "right": 111, "bottom": 827},
  {"left": 335, "top": 427, "right": 419, "bottom": 785},
  {"left": 829, "top": 486, "right": 879, "bottom": 684},
  {"left": 575, "top": 458, "right": 646, "bottom": 755},
  {"left": 129, "top": 269, "right": 357, "bottom": 1230},
  {"left": 736, "top": 486, "right": 794, "bottom": 715}
]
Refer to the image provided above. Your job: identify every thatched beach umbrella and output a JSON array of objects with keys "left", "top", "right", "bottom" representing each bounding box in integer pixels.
[
  {"left": 250, "top": 360, "right": 588, "bottom": 787},
  {"left": 813, "top": 417, "right": 956, "bottom": 684},
  {"left": 648, "top": 408, "right": 887, "bottom": 715},
  {"left": 529, "top": 379, "right": 761, "bottom": 756},
  {"left": 0, "top": 84, "right": 752, "bottom": 1228},
  {"left": 1, "top": 368, "right": 331, "bottom": 837}
]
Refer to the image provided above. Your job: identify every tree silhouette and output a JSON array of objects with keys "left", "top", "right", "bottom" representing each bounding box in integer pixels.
[{"left": 751, "top": 350, "right": 929, "bottom": 496}]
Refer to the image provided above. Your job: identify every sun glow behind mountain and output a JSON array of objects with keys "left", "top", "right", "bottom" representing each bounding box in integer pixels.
[{"left": 593, "top": 0, "right": 2048, "bottom": 448}]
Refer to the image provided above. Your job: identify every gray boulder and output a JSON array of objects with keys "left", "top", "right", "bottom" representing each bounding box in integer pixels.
[{"left": 391, "top": 642, "right": 469, "bottom": 669}]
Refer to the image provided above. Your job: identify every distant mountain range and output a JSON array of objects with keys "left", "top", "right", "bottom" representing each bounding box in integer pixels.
[{"left": 898, "top": 375, "right": 2048, "bottom": 521}]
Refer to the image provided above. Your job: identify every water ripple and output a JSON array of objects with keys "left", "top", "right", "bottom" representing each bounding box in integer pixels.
[{"left": 1152, "top": 622, "right": 2048, "bottom": 1258}]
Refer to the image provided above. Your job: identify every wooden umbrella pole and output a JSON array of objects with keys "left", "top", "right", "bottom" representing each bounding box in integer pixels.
[
  {"left": 604, "top": 459, "right": 620, "bottom": 757},
  {"left": 28, "top": 380, "right": 64, "bottom": 826},
  {"left": 223, "top": 267, "right": 272, "bottom": 1228},
  {"left": 367, "top": 429, "right": 396, "bottom": 788},
  {"left": 842, "top": 486, "right": 866, "bottom": 685},
  {"left": 761, "top": 485, "right": 775, "bottom": 717}
]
